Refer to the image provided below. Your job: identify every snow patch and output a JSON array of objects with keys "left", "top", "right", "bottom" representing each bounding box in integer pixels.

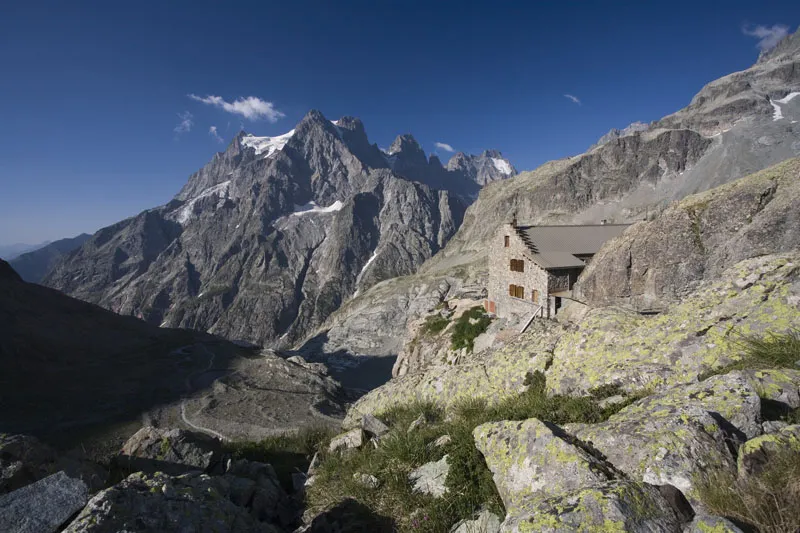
[
  {"left": 776, "top": 92, "right": 800, "bottom": 104},
  {"left": 241, "top": 130, "right": 295, "bottom": 158},
  {"left": 290, "top": 200, "right": 345, "bottom": 216},
  {"left": 491, "top": 158, "right": 512, "bottom": 175},
  {"left": 771, "top": 100, "right": 784, "bottom": 121},
  {"left": 176, "top": 181, "right": 231, "bottom": 224}
]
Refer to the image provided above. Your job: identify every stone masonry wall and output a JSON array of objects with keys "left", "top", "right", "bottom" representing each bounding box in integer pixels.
[{"left": 487, "top": 223, "right": 550, "bottom": 318}]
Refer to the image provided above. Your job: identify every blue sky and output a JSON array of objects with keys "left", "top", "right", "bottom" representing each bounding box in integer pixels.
[{"left": 1, "top": 0, "right": 798, "bottom": 244}]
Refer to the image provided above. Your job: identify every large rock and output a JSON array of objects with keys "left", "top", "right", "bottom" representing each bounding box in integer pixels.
[
  {"left": 736, "top": 424, "right": 800, "bottom": 476},
  {"left": 0, "top": 471, "right": 88, "bottom": 533},
  {"left": 741, "top": 368, "right": 800, "bottom": 410},
  {"left": 328, "top": 429, "right": 365, "bottom": 453},
  {"left": 548, "top": 253, "right": 800, "bottom": 395},
  {"left": 450, "top": 509, "right": 501, "bottom": 533},
  {"left": 119, "top": 426, "right": 223, "bottom": 475},
  {"left": 474, "top": 419, "right": 687, "bottom": 532},
  {"left": 563, "top": 373, "right": 763, "bottom": 500},
  {"left": 63, "top": 467, "right": 288, "bottom": 533},
  {"left": 575, "top": 157, "right": 800, "bottom": 311},
  {"left": 684, "top": 514, "right": 745, "bottom": 532}
]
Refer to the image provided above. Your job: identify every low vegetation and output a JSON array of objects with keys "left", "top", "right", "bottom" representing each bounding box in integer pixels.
[
  {"left": 304, "top": 371, "right": 649, "bottom": 532},
  {"left": 450, "top": 306, "right": 492, "bottom": 352},
  {"left": 695, "top": 447, "right": 800, "bottom": 533},
  {"left": 700, "top": 329, "right": 800, "bottom": 380},
  {"left": 421, "top": 314, "right": 450, "bottom": 336}
]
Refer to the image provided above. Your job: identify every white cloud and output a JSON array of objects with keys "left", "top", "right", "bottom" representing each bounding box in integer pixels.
[
  {"left": 209, "top": 126, "right": 224, "bottom": 144},
  {"left": 564, "top": 94, "right": 581, "bottom": 105},
  {"left": 434, "top": 142, "right": 455, "bottom": 152},
  {"left": 742, "top": 24, "right": 790, "bottom": 51},
  {"left": 174, "top": 111, "right": 194, "bottom": 134},
  {"left": 188, "top": 94, "right": 285, "bottom": 122}
]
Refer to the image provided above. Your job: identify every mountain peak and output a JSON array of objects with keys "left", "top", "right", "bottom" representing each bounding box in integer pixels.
[
  {"left": 388, "top": 134, "right": 423, "bottom": 156},
  {"left": 0, "top": 260, "right": 22, "bottom": 282},
  {"left": 758, "top": 27, "right": 800, "bottom": 63},
  {"left": 301, "top": 109, "right": 329, "bottom": 124}
]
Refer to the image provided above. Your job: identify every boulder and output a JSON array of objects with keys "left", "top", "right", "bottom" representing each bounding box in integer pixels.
[
  {"left": 741, "top": 368, "right": 800, "bottom": 409},
  {"left": 408, "top": 455, "right": 449, "bottom": 497},
  {"left": 119, "top": 426, "right": 224, "bottom": 475},
  {"left": 474, "top": 418, "right": 689, "bottom": 532},
  {"left": 737, "top": 424, "right": 800, "bottom": 476},
  {"left": 450, "top": 509, "right": 501, "bottom": 533},
  {"left": 0, "top": 471, "right": 88, "bottom": 533},
  {"left": 328, "top": 429, "right": 365, "bottom": 453},
  {"left": 561, "top": 375, "right": 762, "bottom": 501},
  {"left": 63, "top": 470, "right": 286, "bottom": 533},
  {"left": 360, "top": 414, "right": 390, "bottom": 438}
]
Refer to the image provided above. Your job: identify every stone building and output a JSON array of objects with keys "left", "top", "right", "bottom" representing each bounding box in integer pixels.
[{"left": 485, "top": 219, "right": 630, "bottom": 318}]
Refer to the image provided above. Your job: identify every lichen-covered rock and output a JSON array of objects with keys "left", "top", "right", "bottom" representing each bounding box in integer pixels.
[
  {"left": 737, "top": 424, "right": 800, "bottom": 476},
  {"left": 741, "top": 368, "right": 800, "bottom": 409},
  {"left": 328, "top": 428, "right": 365, "bottom": 453},
  {"left": 62, "top": 470, "right": 285, "bottom": 532},
  {"left": 119, "top": 426, "right": 224, "bottom": 475},
  {"left": 343, "top": 320, "right": 565, "bottom": 427},
  {"left": 450, "top": 509, "right": 501, "bottom": 533},
  {"left": 549, "top": 253, "right": 800, "bottom": 395},
  {"left": 408, "top": 455, "right": 450, "bottom": 497},
  {"left": 0, "top": 471, "right": 88, "bottom": 533},
  {"left": 499, "top": 481, "right": 685, "bottom": 533},
  {"left": 352, "top": 473, "right": 380, "bottom": 489},
  {"left": 684, "top": 514, "right": 745, "bottom": 532},
  {"left": 474, "top": 419, "right": 619, "bottom": 511}
]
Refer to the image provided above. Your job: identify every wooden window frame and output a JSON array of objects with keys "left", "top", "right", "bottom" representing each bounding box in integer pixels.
[
  {"left": 504, "top": 235, "right": 510, "bottom": 248},
  {"left": 510, "top": 259, "right": 525, "bottom": 273},
  {"left": 509, "top": 284, "right": 525, "bottom": 299},
  {"left": 532, "top": 289, "right": 539, "bottom": 304}
]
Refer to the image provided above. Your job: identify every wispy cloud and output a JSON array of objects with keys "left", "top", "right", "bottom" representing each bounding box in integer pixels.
[
  {"left": 742, "top": 23, "right": 790, "bottom": 51},
  {"left": 174, "top": 111, "right": 194, "bottom": 135},
  {"left": 564, "top": 94, "right": 581, "bottom": 105},
  {"left": 434, "top": 142, "right": 455, "bottom": 152},
  {"left": 209, "top": 126, "right": 224, "bottom": 144},
  {"left": 188, "top": 94, "right": 285, "bottom": 122}
]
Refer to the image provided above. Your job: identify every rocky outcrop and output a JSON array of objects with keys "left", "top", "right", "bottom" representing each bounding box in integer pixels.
[
  {"left": 474, "top": 418, "right": 690, "bottom": 532},
  {"left": 574, "top": 157, "right": 800, "bottom": 311},
  {"left": 118, "top": 427, "right": 224, "bottom": 476},
  {"left": 344, "top": 252, "right": 800, "bottom": 423},
  {"left": 62, "top": 467, "right": 290, "bottom": 533},
  {"left": 0, "top": 471, "right": 88, "bottom": 533}
]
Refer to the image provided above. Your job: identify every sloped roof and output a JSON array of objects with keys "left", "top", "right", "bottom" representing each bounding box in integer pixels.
[{"left": 516, "top": 224, "right": 631, "bottom": 269}]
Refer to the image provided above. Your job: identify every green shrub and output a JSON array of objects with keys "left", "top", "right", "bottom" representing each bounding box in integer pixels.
[
  {"left": 701, "top": 330, "right": 800, "bottom": 380},
  {"left": 695, "top": 447, "right": 800, "bottom": 533},
  {"left": 421, "top": 314, "right": 450, "bottom": 336},
  {"left": 450, "top": 307, "right": 492, "bottom": 352}
]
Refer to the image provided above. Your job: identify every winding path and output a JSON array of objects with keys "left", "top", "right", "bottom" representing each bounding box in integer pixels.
[{"left": 178, "top": 344, "right": 229, "bottom": 441}]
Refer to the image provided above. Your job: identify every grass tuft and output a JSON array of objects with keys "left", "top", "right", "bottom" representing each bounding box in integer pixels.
[
  {"left": 700, "top": 330, "right": 800, "bottom": 380},
  {"left": 421, "top": 314, "right": 450, "bottom": 336},
  {"left": 695, "top": 447, "right": 800, "bottom": 533}
]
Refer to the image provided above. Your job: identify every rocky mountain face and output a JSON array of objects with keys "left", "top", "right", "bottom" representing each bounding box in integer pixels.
[
  {"left": 42, "top": 111, "right": 512, "bottom": 346},
  {"left": 384, "top": 134, "right": 516, "bottom": 197},
  {"left": 9, "top": 233, "right": 90, "bottom": 283},
  {"left": 574, "top": 157, "right": 800, "bottom": 311}
]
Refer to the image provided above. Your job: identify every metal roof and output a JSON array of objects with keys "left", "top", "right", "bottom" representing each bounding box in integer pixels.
[{"left": 516, "top": 224, "right": 631, "bottom": 269}]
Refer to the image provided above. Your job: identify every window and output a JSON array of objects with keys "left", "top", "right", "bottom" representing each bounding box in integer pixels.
[
  {"left": 532, "top": 289, "right": 539, "bottom": 304},
  {"left": 509, "top": 284, "right": 524, "bottom": 299},
  {"left": 510, "top": 259, "right": 525, "bottom": 272},
  {"left": 504, "top": 235, "right": 510, "bottom": 247}
]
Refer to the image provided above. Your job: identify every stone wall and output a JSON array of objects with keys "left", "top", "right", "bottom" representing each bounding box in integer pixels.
[{"left": 487, "top": 223, "right": 550, "bottom": 318}]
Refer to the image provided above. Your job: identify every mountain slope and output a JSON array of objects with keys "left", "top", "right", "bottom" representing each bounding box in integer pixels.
[
  {"left": 9, "top": 233, "right": 91, "bottom": 283},
  {"left": 43, "top": 111, "right": 509, "bottom": 346}
]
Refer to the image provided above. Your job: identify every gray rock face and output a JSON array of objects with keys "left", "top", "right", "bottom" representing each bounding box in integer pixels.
[
  {"left": 42, "top": 110, "right": 492, "bottom": 347},
  {"left": 450, "top": 509, "right": 501, "bottom": 533},
  {"left": 408, "top": 454, "right": 449, "bottom": 497},
  {"left": 119, "top": 427, "right": 223, "bottom": 476},
  {"left": 360, "top": 414, "right": 390, "bottom": 438},
  {"left": 574, "top": 157, "right": 800, "bottom": 311},
  {"left": 62, "top": 469, "right": 287, "bottom": 533},
  {"left": 0, "top": 433, "right": 58, "bottom": 495},
  {"left": 445, "top": 150, "right": 517, "bottom": 187},
  {"left": 328, "top": 429, "right": 365, "bottom": 453},
  {"left": 0, "top": 471, "right": 88, "bottom": 533},
  {"left": 589, "top": 121, "right": 650, "bottom": 150},
  {"left": 684, "top": 514, "right": 745, "bottom": 533},
  {"left": 737, "top": 424, "right": 800, "bottom": 476}
]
